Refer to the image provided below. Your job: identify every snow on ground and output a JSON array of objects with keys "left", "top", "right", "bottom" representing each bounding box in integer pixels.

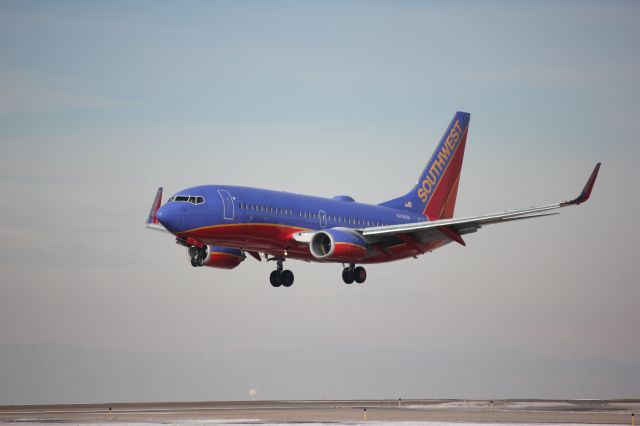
[
  {"left": 403, "top": 400, "right": 640, "bottom": 411},
  {"left": 0, "top": 422, "right": 626, "bottom": 426}
]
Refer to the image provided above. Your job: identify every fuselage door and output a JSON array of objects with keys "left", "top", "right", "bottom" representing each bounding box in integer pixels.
[
  {"left": 217, "top": 189, "right": 234, "bottom": 220},
  {"left": 319, "top": 210, "right": 327, "bottom": 228}
]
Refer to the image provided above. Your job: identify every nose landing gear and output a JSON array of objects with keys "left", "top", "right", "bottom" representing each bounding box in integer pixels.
[
  {"left": 342, "top": 264, "right": 367, "bottom": 284},
  {"left": 268, "top": 257, "right": 294, "bottom": 288}
]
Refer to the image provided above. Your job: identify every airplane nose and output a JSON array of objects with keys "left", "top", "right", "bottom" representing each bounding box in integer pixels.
[{"left": 156, "top": 204, "right": 180, "bottom": 232}]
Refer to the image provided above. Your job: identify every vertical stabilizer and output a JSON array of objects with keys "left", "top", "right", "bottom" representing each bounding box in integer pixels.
[{"left": 380, "top": 111, "right": 470, "bottom": 219}]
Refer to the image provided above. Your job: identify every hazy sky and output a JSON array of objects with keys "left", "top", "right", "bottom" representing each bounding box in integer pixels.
[{"left": 1, "top": 1, "right": 639, "bottom": 404}]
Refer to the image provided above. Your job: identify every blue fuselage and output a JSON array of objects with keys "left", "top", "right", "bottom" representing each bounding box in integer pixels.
[{"left": 156, "top": 185, "right": 428, "bottom": 261}]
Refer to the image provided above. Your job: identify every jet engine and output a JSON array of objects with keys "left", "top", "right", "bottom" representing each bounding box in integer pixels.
[
  {"left": 309, "top": 228, "right": 368, "bottom": 262},
  {"left": 187, "top": 245, "right": 245, "bottom": 269}
]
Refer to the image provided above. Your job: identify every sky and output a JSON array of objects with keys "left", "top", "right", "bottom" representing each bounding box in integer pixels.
[{"left": 1, "top": 0, "right": 639, "bottom": 404}]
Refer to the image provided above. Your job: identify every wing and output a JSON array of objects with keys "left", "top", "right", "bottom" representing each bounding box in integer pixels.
[
  {"left": 145, "top": 187, "right": 169, "bottom": 233},
  {"left": 360, "top": 163, "right": 601, "bottom": 247}
]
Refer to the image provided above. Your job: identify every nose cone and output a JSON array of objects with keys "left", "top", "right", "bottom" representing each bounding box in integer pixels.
[{"left": 156, "top": 203, "right": 181, "bottom": 233}]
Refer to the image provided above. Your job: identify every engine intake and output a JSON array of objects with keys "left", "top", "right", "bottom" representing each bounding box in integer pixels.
[
  {"left": 187, "top": 245, "right": 245, "bottom": 269},
  {"left": 309, "top": 228, "right": 368, "bottom": 262}
]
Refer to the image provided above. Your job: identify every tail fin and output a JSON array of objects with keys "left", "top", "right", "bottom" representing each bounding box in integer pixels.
[{"left": 380, "top": 111, "right": 470, "bottom": 219}]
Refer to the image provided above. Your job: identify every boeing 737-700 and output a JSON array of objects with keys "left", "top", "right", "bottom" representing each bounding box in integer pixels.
[{"left": 146, "top": 111, "right": 600, "bottom": 287}]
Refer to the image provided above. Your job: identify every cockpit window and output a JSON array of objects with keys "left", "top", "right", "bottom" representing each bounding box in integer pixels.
[{"left": 167, "top": 195, "right": 205, "bottom": 205}]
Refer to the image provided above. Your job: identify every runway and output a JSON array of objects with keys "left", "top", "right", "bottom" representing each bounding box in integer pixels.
[{"left": 1, "top": 399, "right": 638, "bottom": 425}]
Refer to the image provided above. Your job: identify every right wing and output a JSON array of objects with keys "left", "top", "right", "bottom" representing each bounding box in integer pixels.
[
  {"left": 145, "top": 187, "right": 168, "bottom": 233},
  {"left": 359, "top": 163, "right": 601, "bottom": 247}
]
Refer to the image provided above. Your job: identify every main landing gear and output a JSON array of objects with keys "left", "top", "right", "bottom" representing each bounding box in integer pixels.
[
  {"left": 268, "top": 258, "right": 294, "bottom": 288},
  {"left": 342, "top": 264, "right": 367, "bottom": 284}
]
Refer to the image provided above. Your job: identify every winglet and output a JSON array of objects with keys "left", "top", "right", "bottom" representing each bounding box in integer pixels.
[
  {"left": 146, "top": 187, "right": 163, "bottom": 225},
  {"left": 562, "top": 163, "right": 601, "bottom": 206}
]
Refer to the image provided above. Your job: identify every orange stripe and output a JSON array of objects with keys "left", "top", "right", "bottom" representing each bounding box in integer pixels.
[
  {"left": 177, "top": 222, "right": 312, "bottom": 236},
  {"left": 210, "top": 252, "right": 245, "bottom": 260},
  {"left": 422, "top": 125, "right": 468, "bottom": 216}
]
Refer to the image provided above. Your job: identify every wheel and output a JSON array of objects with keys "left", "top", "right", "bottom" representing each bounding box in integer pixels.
[
  {"left": 269, "top": 271, "right": 282, "bottom": 287},
  {"left": 354, "top": 266, "right": 367, "bottom": 283},
  {"left": 190, "top": 256, "right": 199, "bottom": 267},
  {"left": 342, "top": 268, "right": 355, "bottom": 284},
  {"left": 281, "top": 270, "right": 294, "bottom": 287}
]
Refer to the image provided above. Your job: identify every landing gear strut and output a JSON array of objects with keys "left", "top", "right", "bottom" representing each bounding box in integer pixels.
[
  {"left": 342, "top": 264, "right": 367, "bottom": 284},
  {"left": 268, "top": 258, "right": 294, "bottom": 288}
]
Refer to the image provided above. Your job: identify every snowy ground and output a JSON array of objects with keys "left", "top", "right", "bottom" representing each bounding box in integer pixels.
[
  {"left": 404, "top": 401, "right": 640, "bottom": 411},
  {"left": 0, "top": 422, "right": 627, "bottom": 426}
]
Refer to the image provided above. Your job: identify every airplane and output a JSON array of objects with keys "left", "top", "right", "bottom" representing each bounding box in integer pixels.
[{"left": 146, "top": 111, "right": 600, "bottom": 287}]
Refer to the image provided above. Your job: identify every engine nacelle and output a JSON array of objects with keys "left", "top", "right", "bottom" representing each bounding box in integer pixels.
[
  {"left": 309, "top": 228, "right": 368, "bottom": 262},
  {"left": 187, "top": 245, "right": 245, "bottom": 269}
]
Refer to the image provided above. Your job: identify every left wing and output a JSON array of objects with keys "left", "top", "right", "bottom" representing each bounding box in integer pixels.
[{"left": 359, "top": 163, "right": 601, "bottom": 247}]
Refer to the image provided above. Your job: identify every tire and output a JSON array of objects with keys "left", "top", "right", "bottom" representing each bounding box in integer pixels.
[
  {"left": 190, "top": 257, "right": 199, "bottom": 267},
  {"left": 281, "top": 270, "right": 294, "bottom": 287},
  {"left": 342, "top": 268, "right": 355, "bottom": 284},
  {"left": 270, "top": 271, "right": 282, "bottom": 287},
  {"left": 354, "top": 266, "right": 367, "bottom": 283}
]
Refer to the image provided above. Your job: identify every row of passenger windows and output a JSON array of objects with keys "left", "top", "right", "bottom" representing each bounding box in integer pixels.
[
  {"left": 239, "top": 203, "right": 293, "bottom": 216},
  {"left": 167, "top": 195, "right": 205, "bottom": 205},
  {"left": 237, "top": 202, "right": 388, "bottom": 227}
]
